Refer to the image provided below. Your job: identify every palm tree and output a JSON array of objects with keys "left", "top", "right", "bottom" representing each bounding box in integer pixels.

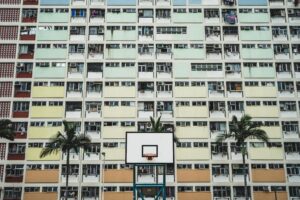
[
  {"left": 0, "top": 119, "right": 15, "bottom": 141},
  {"left": 150, "top": 116, "right": 164, "bottom": 132},
  {"left": 217, "top": 115, "right": 269, "bottom": 199},
  {"left": 40, "top": 120, "right": 91, "bottom": 199}
]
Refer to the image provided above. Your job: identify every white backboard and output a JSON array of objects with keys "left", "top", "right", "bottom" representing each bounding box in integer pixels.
[{"left": 125, "top": 132, "right": 174, "bottom": 164}]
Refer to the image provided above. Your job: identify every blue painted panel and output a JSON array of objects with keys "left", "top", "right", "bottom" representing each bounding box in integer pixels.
[
  {"left": 189, "top": 0, "right": 202, "bottom": 5},
  {"left": 107, "top": 0, "right": 136, "bottom": 5},
  {"left": 40, "top": 0, "right": 70, "bottom": 5},
  {"left": 238, "top": 0, "right": 267, "bottom": 6},
  {"left": 173, "top": 0, "right": 186, "bottom": 5}
]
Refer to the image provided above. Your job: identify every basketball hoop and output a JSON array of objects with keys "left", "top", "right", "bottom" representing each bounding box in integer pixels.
[{"left": 144, "top": 153, "right": 156, "bottom": 161}]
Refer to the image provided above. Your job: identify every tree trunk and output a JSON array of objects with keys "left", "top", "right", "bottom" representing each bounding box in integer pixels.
[
  {"left": 65, "top": 149, "right": 70, "bottom": 199},
  {"left": 242, "top": 146, "right": 248, "bottom": 199}
]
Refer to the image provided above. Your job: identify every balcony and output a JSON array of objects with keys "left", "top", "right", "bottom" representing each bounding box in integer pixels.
[
  {"left": 89, "top": 9, "right": 105, "bottom": 23},
  {"left": 13, "top": 111, "right": 29, "bottom": 118},
  {"left": 20, "top": 27, "right": 36, "bottom": 41},
  {"left": 28, "top": 126, "right": 63, "bottom": 139},
  {"left": 25, "top": 169, "right": 59, "bottom": 183},
  {"left": 176, "top": 148, "right": 210, "bottom": 161},
  {"left": 24, "top": 192, "right": 57, "bottom": 200},
  {"left": 177, "top": 169, "right": 210, "bottom": 183},
  {"left": 31, "top": 86, "right": 64, "bottom": 98},
  {"left": 23, "top": 0, "right": 38, "bottom": 5},
  {"left": 138, "top": 83, "right": 154, "bottom": 98},
  {"left": 178, "top": 192, "right": 211, "bottom": 200},
  {"left": 18, "top": 45, "right": 34, "bottom": 59},
  {"left": 104, "top": 169, "right": 133, "bottom": 183},
  {"left": 30, "top": 106, "right": 64, "bottom": 118},
  {"left": 252, "top": 168, "right": 285, "bottom": 183}
]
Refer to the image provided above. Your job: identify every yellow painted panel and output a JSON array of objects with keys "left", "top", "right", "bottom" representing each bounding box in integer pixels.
[
  {"left": 103, "top": 148, "right": 125, "bottom": 161},
  {"left": 178, "top": 192, "right": 211, "bottom": 200},
  {"left": 103, "top": 87, "right": 136, "bottom": 98},
  {"left": 24, "top": 192, "right": 58, "bottom": 200},
  {"left": 253, "top": 192, "right": 287, "bottom": 200},
  {"left": 102, "top": 126, "right": 136, "bottom": 139},
  {"left": 175, "top": 106, "right": 208, "bottom": 118},
  {"left": 32, "top": 86, "right": 65, "bottom": 98},
  {"left": 25, "top": 169, "right": 59, "bottom": 183},
  {"left": 176, "top": 148, "right": 210, "bottom": 161},
  {"left": 261, "top": 126, "right": 282, "bottom": 139},
  {"left": 26, "top": 148, "right": 60, "bottom": 161},
  {"left": 249, "top": 147, "right": 284, "bottom": 160},
  {"left": 28, "top": 126, "right": 63, "bottom": 139},
  {"left": 174, "top": 87, "right": 207, "bottom": 98},
  {"left": 176, "top": 126, "right": 209, "bottom": 139},
  {"left": 30, "top": 106, "right": 64, "bottom": 118},
  {"left": 104, "top": 192, "right": 132, "bottom": 200},
  {"left": 177, "top": 169, "right": 210, "bottom": 183},
  {"left": 102, "top": 106, "right": 136, "bottom": 118},
  {"left": 245, "top": 106, "right": 279, "bottom": 118},
  {"left": 244, "top": 87, "right": 277, "bottom": 98}
]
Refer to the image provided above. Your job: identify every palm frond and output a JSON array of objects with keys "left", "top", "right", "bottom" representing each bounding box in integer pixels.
[
  {"left": 0, "top": 119, "right": 15, "bottom": 141},
  {"left": 216, "top": 132, "right": 235, "bottom": 143}
]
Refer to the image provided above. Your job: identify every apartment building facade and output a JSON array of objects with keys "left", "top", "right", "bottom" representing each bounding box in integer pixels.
[{"left": 0, "top": 0, "right": 300, "bottom": 199}]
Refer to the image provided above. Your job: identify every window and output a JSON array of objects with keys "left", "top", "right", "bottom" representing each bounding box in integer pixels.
[{"left": 191, "top": 63, "right": 222, "bottom": 71}]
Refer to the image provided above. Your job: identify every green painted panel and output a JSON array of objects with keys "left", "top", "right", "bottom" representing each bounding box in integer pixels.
[
  {"left": 187, "top": 25, "right": 204, "bottom": 40},
  {"left": 35, "top": 49, "right": 68, "bottom": 60},
  {"left": 34, "top": 67, "right": 65, "bottom": 78},
  {"left": 243, "top": 67, "right": 276, "bottom": 78},
  {"left": 173, "top": 13, "right": 204, "bottom": 23},
  {"left": 106, "top": 30, "right": 137, "bottom": 41},
  {"left": 241, "top": 48, "right": 273, "bottom": 60},
  {"left": 106, "top": 13, "right": 137, "bottom": 23},
  {"left": 38, "top": 13, "right": 69, "bottom": 23},
  {"left": 173, "top": 61, "right": 191, "bottom": 78},
  {"left": 36, "top": 30, "right": 68, "bottom": 41},
  {"left": 104, "top": 67, "right": 136, "bottom": 78},
  {"left": 239, "top": 13, "right": 269, "bottom": 23},
  {"left": 105, "top": 49, "right": 136, "bottom": 59},
  {"left": 173, "top": 49, "right": 205, "bottom": 59},
  {"left": 240, "top": 30, "right": 272, "bottom": 41}
]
